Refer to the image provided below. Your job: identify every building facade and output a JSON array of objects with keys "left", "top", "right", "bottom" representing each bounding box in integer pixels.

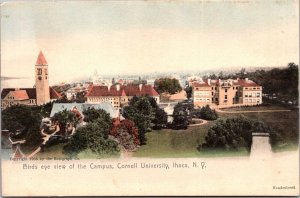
[
  {"left": 1, "top": 51, "right": 60, "bottom": 109},
  {"left": 86, "top": 84, "right": 160, "bottom": 109},
  {"left": 192, "top": 78, "right": 262, "bottom": 108}
]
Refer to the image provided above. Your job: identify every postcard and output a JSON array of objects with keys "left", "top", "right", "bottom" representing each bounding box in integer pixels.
[{"left": 1, "top": 0, "right": 299, "bottom": 196}]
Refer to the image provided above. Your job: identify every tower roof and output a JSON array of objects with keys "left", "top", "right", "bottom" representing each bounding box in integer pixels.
[{"left": 36, "top": 51, "right": 48, "bottom": 65}]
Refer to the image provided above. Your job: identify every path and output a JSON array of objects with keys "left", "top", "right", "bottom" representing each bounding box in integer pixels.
[
  {"left": 27, "top": 125, "right": 60, "bottom": 158},
  {"left": 189, "top": 118, "right": 208, "bottom": 127},
  {"left": 215, "top": 109, "right": 291, "bottom": 114}
]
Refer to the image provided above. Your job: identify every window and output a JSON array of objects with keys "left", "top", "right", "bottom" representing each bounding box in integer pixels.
[
  {"left": 245, "top": 88, "right": 248, "bottom": 90},
  {"left": 225, "top": 95, "right": 227, "bottom": 99},
  {"left": 196, "top": 88, "right": 199, "bottom": 90},
  {"left": 233, "top": 87, "right": 235, "bottom": 90},
  {"left": 215, "top": 87, "right": 217, "bottom": 90},
  {"left": 253, "top": 88, "right": 256, "bottom": 90},
  {"left": 212, "top": 98, "right": 214, "bottom": 102},
  {"left": 37, "top": 68, "right": 42, "bottom": 75},
  {"left": 212, "top": 92, "right": 214, "bottom": 96},
  {"left": 225, "top": 89, "right": 227, "bottom": 93},
  {"left": 212, "top": 87, "right": 214, "bottom": 90}
]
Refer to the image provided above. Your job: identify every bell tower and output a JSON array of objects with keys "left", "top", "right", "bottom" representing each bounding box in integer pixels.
[{"left": 35, "top": 51, "right": 50, "bottom": 105}]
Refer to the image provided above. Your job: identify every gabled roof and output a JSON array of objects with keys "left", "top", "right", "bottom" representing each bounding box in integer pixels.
[
  {"left": 11, "top": 90, "right": 29, "bottom": 100},
  {"left": 50, "top": 87, "right": 61, "bottom": 99},
  {"left": 36, "top": 51, "right": 48, "bottom": 65},
  {"left": 86, "top": 84, "right": 159, "bottom": 97}
]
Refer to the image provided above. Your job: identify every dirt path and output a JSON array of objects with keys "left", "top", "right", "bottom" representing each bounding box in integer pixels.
[
  {"left": 27, "top": 125, "right": 60, "bottom": 158},
  {"left": 215, "top": 109, "right": 291, "bottom": 114},
  {"left": 189, "top": 118, "right": 208, "bottom": 127}
]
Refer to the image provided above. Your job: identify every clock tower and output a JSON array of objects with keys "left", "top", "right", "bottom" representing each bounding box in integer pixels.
[{"left": 35, "top": 51, "right": 50, "bottom": 105}]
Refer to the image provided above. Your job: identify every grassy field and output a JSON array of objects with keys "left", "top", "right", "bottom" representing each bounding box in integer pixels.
[
  {"left": 26, "top": 105, "right": 298, "bottom": 158},
  {"left": 134, "top": 106, "right": 299, "bottom": 157}
]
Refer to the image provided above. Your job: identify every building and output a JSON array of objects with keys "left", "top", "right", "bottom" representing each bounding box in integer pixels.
[
  {"left": 86, "top": 84, "right": 160, "bottom": 109},
  {"left": 192, "top": 78, "right": 262, "bottom": 108},
  {"left": 1, "top": 51, "right": 60, "bottom": 109}
]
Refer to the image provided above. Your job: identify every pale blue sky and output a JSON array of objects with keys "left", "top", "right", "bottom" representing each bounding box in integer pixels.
[{"left": 1, "top": 0, "right": 299, "bottom": 85}]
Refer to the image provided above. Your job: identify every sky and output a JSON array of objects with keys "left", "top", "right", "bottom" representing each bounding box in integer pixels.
[{"left": 1, "top": 0, "right": 299, "bottom": 87}]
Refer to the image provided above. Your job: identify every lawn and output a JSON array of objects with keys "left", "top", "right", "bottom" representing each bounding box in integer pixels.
[
  {"left": 26, "top": 106, "right": 298, "bottom": 159},
  {"left": 134, "top": 106, "right": 299, "bottom": 157}
]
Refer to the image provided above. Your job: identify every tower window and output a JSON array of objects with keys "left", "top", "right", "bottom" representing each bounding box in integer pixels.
[{"left": 37, "top": 68, "right": 42, "bottom": 75}]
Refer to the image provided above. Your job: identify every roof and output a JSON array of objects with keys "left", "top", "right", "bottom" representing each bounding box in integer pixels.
[
  {"left": 12, "top": 90, "right": 29, "bottom": 100},
  {"left": 50, "top": 103, "right": 118, "bottom": 118},
  {"left": 36, "top": 51, "right": 48, "bottom": 65},
  {"left": 237, "top": 79, "right": 259, "bottom": 87},
  {"left": 86, "top": 84, "right": 159, "bottom": 97},
  {"left": 1, "top": 87, "right": 61, "bottom": 100},
  {"left": 193, "top": 79, "right": 260, "bottom": 88}
]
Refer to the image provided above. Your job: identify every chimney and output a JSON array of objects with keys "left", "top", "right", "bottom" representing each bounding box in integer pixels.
[
  {"left": 207, "top": 79, "right": 211, "bottom": 85},
  {"left": 107, "top": 83, "right": 112, "bottom": 91},
  {"left": 139, "top": 84, "right": 143, "bottom": 91},
  {"left": 116, "top": 84, "right": 120, "bottom": 91}
]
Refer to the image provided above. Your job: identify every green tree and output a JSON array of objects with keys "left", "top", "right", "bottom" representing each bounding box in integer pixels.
[
  {"left": 200, "top": 117, "right": 282, "bottom": 151},
  {"left": 172, "top": 103, "right": 192, "bottom": 129},
  {"left": 63, "top": 122, "right": 119, "bottom": 156},
  {"left": 123, "top": 97, "right": 154, "bottom": 144},
  {"left": 185, "top": 86, "right": 193, "bottom": 99},
  {"left": 1, "top": 105, "right": 42, "bottom": 147},
  {"left": 199, "top": 105, "right": 218, "bottom": 120},
  {"left": 51, "top": 109, "right": 78, "bottom": 136},
  {"left": 154, "top": 78, "right": 182, "bottom": 94},
  {"left": 83, "top": 107, "right": 111, "bottom": 124}
]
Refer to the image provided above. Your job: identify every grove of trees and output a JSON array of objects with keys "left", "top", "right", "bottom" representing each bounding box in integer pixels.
[
  {"left": 199, "top": 117, "right": 282, "bottom": 151},
  {"left": 63, "top": 108, "right": 119, "bottom": 156},
  {"left": 154, "top": 78, "right": 182, "bottom": 94},
  {"left": 123, "top": 96, "right": 168, "bottom": 144}
]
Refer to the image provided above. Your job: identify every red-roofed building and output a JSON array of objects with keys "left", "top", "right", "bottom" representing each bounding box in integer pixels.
[
  {"left": 192, "top": 78, "right": 262, "bottom": 108},
  {"left": 1, "top": 51, "right": 61, "bottom": 109},
  {"left": 86, "top": 84, "right": 159, "bottom": 109}
]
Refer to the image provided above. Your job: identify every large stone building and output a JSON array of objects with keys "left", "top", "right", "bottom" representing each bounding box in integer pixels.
[
  {"left": 1, "top": 51, "right": 60, "bottom": 109},
  {"left": 86, "top": 84, "right": 160, "bottom": 109},
  {"left": 192, "top": 78, "right": 262, "bottom": 108}
]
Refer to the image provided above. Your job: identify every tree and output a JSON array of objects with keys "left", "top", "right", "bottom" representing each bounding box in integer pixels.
[
  {"left": 110, "top": 119, "right": 140, "bottom": 151},
  {"left": 83, "top": 107, "right": 111, "bottom": 124},
  {"left": 200, "top": 117, "right": 282, "bottom": 151},
  {"left": 51, "top": 109, "right": 78, "bottom": 136},
  {"left": 123, "top": 97, "right": 154, "bottom": 144},
  {"left": 171, "top": 103, "right": 192, "bottom": 129},
  {"left": 185, "top": 86, "right": 193, "bottom": 99},
  {"left": 63, "top": 122, "right": 119, "bottom": 156},
  {"left": 1, "top": 105, "right": 43, "bottom": 147},
  {"left": 154, "top": 78, "right": 182, "bottom": 94},
  {"left": 152, "top": 107, "right": 168, "bottom": 130},
  {"left": 199, "top": 105, "right": 218, "bottom": 120}
]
